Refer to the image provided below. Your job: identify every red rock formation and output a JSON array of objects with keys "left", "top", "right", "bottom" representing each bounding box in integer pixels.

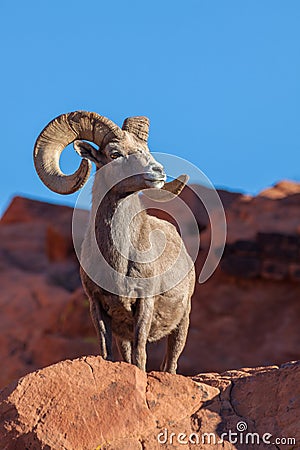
[
  {"left": 0, "top": 181, "right": 300, "bottom": 388},
  {"left": 258, "top": 179, "right": 300, "bottom": 198},
  {"left": 0, "top": 198, "right": 98, "bottom": 388},
  {"left": 0, "top": 357, "right": 299, "bottom": 449}
]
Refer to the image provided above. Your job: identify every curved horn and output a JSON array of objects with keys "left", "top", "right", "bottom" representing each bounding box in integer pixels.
[
  {"left": 163, "top": 174, "right": 189, "bottom": 195},
  {"left": 122, "top": 116, "right": 150, "bottom": 142},
  {"left": 33, "top": 111, "right": 123, "bottom": 194}
]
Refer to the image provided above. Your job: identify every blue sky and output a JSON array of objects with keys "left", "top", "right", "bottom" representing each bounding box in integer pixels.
[{"left": 1, "top": 1, "right": 299, "bottom": 214}]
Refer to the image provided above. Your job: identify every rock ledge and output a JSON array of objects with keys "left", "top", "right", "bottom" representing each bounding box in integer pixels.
[{"left": 0, "top": 357, "right": 299, "bottom": 449}]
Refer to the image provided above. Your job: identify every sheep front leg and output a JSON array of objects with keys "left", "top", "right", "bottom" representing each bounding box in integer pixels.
[
  {"left": 116, "top": 338, "right": 132, "bottom": 364},
  {"left": 133, "top": 297, "right": 154, "bottom": 371},
  {"left": 89, "top": 299, "right": 113, "bottom": 361}
]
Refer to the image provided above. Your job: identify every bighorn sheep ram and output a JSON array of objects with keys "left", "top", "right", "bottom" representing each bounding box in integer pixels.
[{"left": 34, "top": 111, "right": 195, "bottom": 373}]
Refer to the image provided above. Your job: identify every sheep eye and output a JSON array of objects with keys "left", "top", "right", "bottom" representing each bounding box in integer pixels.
[{"left": 110, "top": 152, "right": 123, "bottom": 159}]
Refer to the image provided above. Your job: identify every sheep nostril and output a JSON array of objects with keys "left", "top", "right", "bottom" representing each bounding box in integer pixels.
[
  {"left": 146, "top": 164, "right": 166, "bottom": 181},
  {"left": 152, "top": 165, "right": 164, "bottom": 174}
]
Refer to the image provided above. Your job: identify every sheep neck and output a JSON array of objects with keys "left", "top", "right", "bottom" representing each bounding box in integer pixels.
[{"left": 91, "top": 187, "right": 147, "bottom": 274}]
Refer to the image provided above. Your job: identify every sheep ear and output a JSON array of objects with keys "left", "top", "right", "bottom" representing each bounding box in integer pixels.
[
  {"left": 162, "top": 174, "right": 189, "bottom": 195},
  {"left": 73, "top": 140, "right": 99, "bottom": 163}
]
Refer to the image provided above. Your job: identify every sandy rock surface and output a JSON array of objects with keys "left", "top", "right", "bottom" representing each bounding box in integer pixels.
[{"left": 0, "top": 357, "right": 299, "bottom": 449}]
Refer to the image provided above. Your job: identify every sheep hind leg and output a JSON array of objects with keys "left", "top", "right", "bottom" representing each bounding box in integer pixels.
[
  {"left": 161, "top": 310, "right": 190, "bottom": 374},
  {"left": 89, "top": 299, "right": 113, "bottom": 361},
  {"left": 133, "top": 297, "right": 154, "bottom": 372},
  {"left": 116, "top": 338, "right": 132, "bottom": 364}
]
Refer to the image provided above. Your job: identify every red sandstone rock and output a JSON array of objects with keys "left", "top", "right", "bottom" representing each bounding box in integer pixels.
[
  {"left": 1, "top": 196, "right": 76, "bottom": 264},
  {"left": 0, "top": 268, "right": 97, "bottom": 388},
  {"left": 46, "top": 225, "right": 74, "bottom": 261},
  {"left": 0, "top": 198, "right": 95, "bottom": 387},
  {"left": 1, "top": 195, "right": 74, "bottom": 226},
  {"left": 0, "top": 357, "right": 299, "bottom": 449},
  {"left": 259, "top": 180, "right": 300, "bottom": 198}
]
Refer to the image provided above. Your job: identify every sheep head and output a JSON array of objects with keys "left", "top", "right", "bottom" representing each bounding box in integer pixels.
[{"left": 33, "top": 111, "right": 188, "bottom": 196}]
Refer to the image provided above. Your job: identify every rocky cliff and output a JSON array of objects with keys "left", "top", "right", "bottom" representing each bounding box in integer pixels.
[{"left": 0, "top": 357, "right": 299, "bottom": 449}]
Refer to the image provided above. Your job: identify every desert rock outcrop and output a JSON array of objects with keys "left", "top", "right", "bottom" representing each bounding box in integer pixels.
[{"left": 0, "top": 357, "right": 299, "bottom": 449}]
